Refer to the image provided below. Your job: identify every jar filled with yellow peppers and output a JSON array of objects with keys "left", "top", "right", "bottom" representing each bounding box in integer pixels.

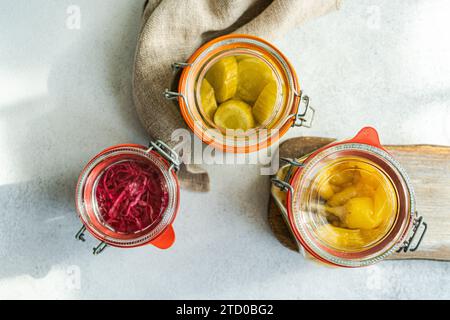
[{"left": 272, "top": 127, "right": 426, "bottom": 267}]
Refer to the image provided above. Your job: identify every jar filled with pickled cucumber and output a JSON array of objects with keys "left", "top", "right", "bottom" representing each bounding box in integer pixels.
[
  {"left": 271, "top": 127, "right": 426, "bottom": 267},
  {"left": 166, "top": 34, "right": 314, "bottom": 153}
]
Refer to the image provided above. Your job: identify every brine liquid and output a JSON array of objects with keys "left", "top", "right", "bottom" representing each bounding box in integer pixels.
[
  {"left": 312, "top": 157, "right": 398, "bottom": 251},
  {"left": 95, "top": 160, "right": 169, "bottom": 234}
]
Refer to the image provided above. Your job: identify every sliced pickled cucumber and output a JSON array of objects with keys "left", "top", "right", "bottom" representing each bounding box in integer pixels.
[
  {"left": 213, "top": 99, "right": 255, "bottom": 131},
  {"left": 205, "top": 56, "right": 238, "bottom": 103},
  {"left": 200, "top": 79, "right": 217, "bottom": 120},
  {"left": 237, "top": 58, "right": 274, "bottom": 103},
  {"left": 253, "top": 82, "right": 278, "bottom": 125}
]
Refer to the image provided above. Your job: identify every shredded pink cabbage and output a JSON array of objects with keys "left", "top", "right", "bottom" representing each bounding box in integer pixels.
[{"left": 95, "top": 160, "right": 169, "bottom": 233}]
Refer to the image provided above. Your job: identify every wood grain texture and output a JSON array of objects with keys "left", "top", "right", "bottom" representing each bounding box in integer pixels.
[{"left": 268, "top": 137, "right": 450, "bottom": 261}]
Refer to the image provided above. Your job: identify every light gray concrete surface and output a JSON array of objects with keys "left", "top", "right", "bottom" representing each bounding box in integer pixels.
[{"left": 1, "top": 0, "right": 449, "bottom": 299}]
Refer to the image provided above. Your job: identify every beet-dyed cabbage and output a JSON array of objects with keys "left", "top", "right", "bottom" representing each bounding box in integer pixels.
[{"left": 95, "top": 160, "right": 169, "bottom": 233}]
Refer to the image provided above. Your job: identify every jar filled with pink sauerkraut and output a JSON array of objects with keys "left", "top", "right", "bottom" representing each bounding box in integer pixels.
[{"left": 75, "top": 141, "right": 181, "bottom": 254}]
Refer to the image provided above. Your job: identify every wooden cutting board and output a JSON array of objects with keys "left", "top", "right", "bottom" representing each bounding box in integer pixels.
[{"left": 268, "top": 137, "right": 450, "bottom": 261}]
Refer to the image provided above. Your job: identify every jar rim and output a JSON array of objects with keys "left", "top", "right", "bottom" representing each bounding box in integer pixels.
[
  {"left": 75, "top": 144, "right": 180, "bottom": 248},
  {"left": 286, "top": 143, "right": 416, "bottom": 267},
  {"left": 177, "top": 34, "right": 302, "bottom": 153}
]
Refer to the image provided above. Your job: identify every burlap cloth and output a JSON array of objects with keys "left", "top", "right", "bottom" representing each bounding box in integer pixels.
[{"left": 133, "top": 0, "right": 343, "bottom": 192}]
